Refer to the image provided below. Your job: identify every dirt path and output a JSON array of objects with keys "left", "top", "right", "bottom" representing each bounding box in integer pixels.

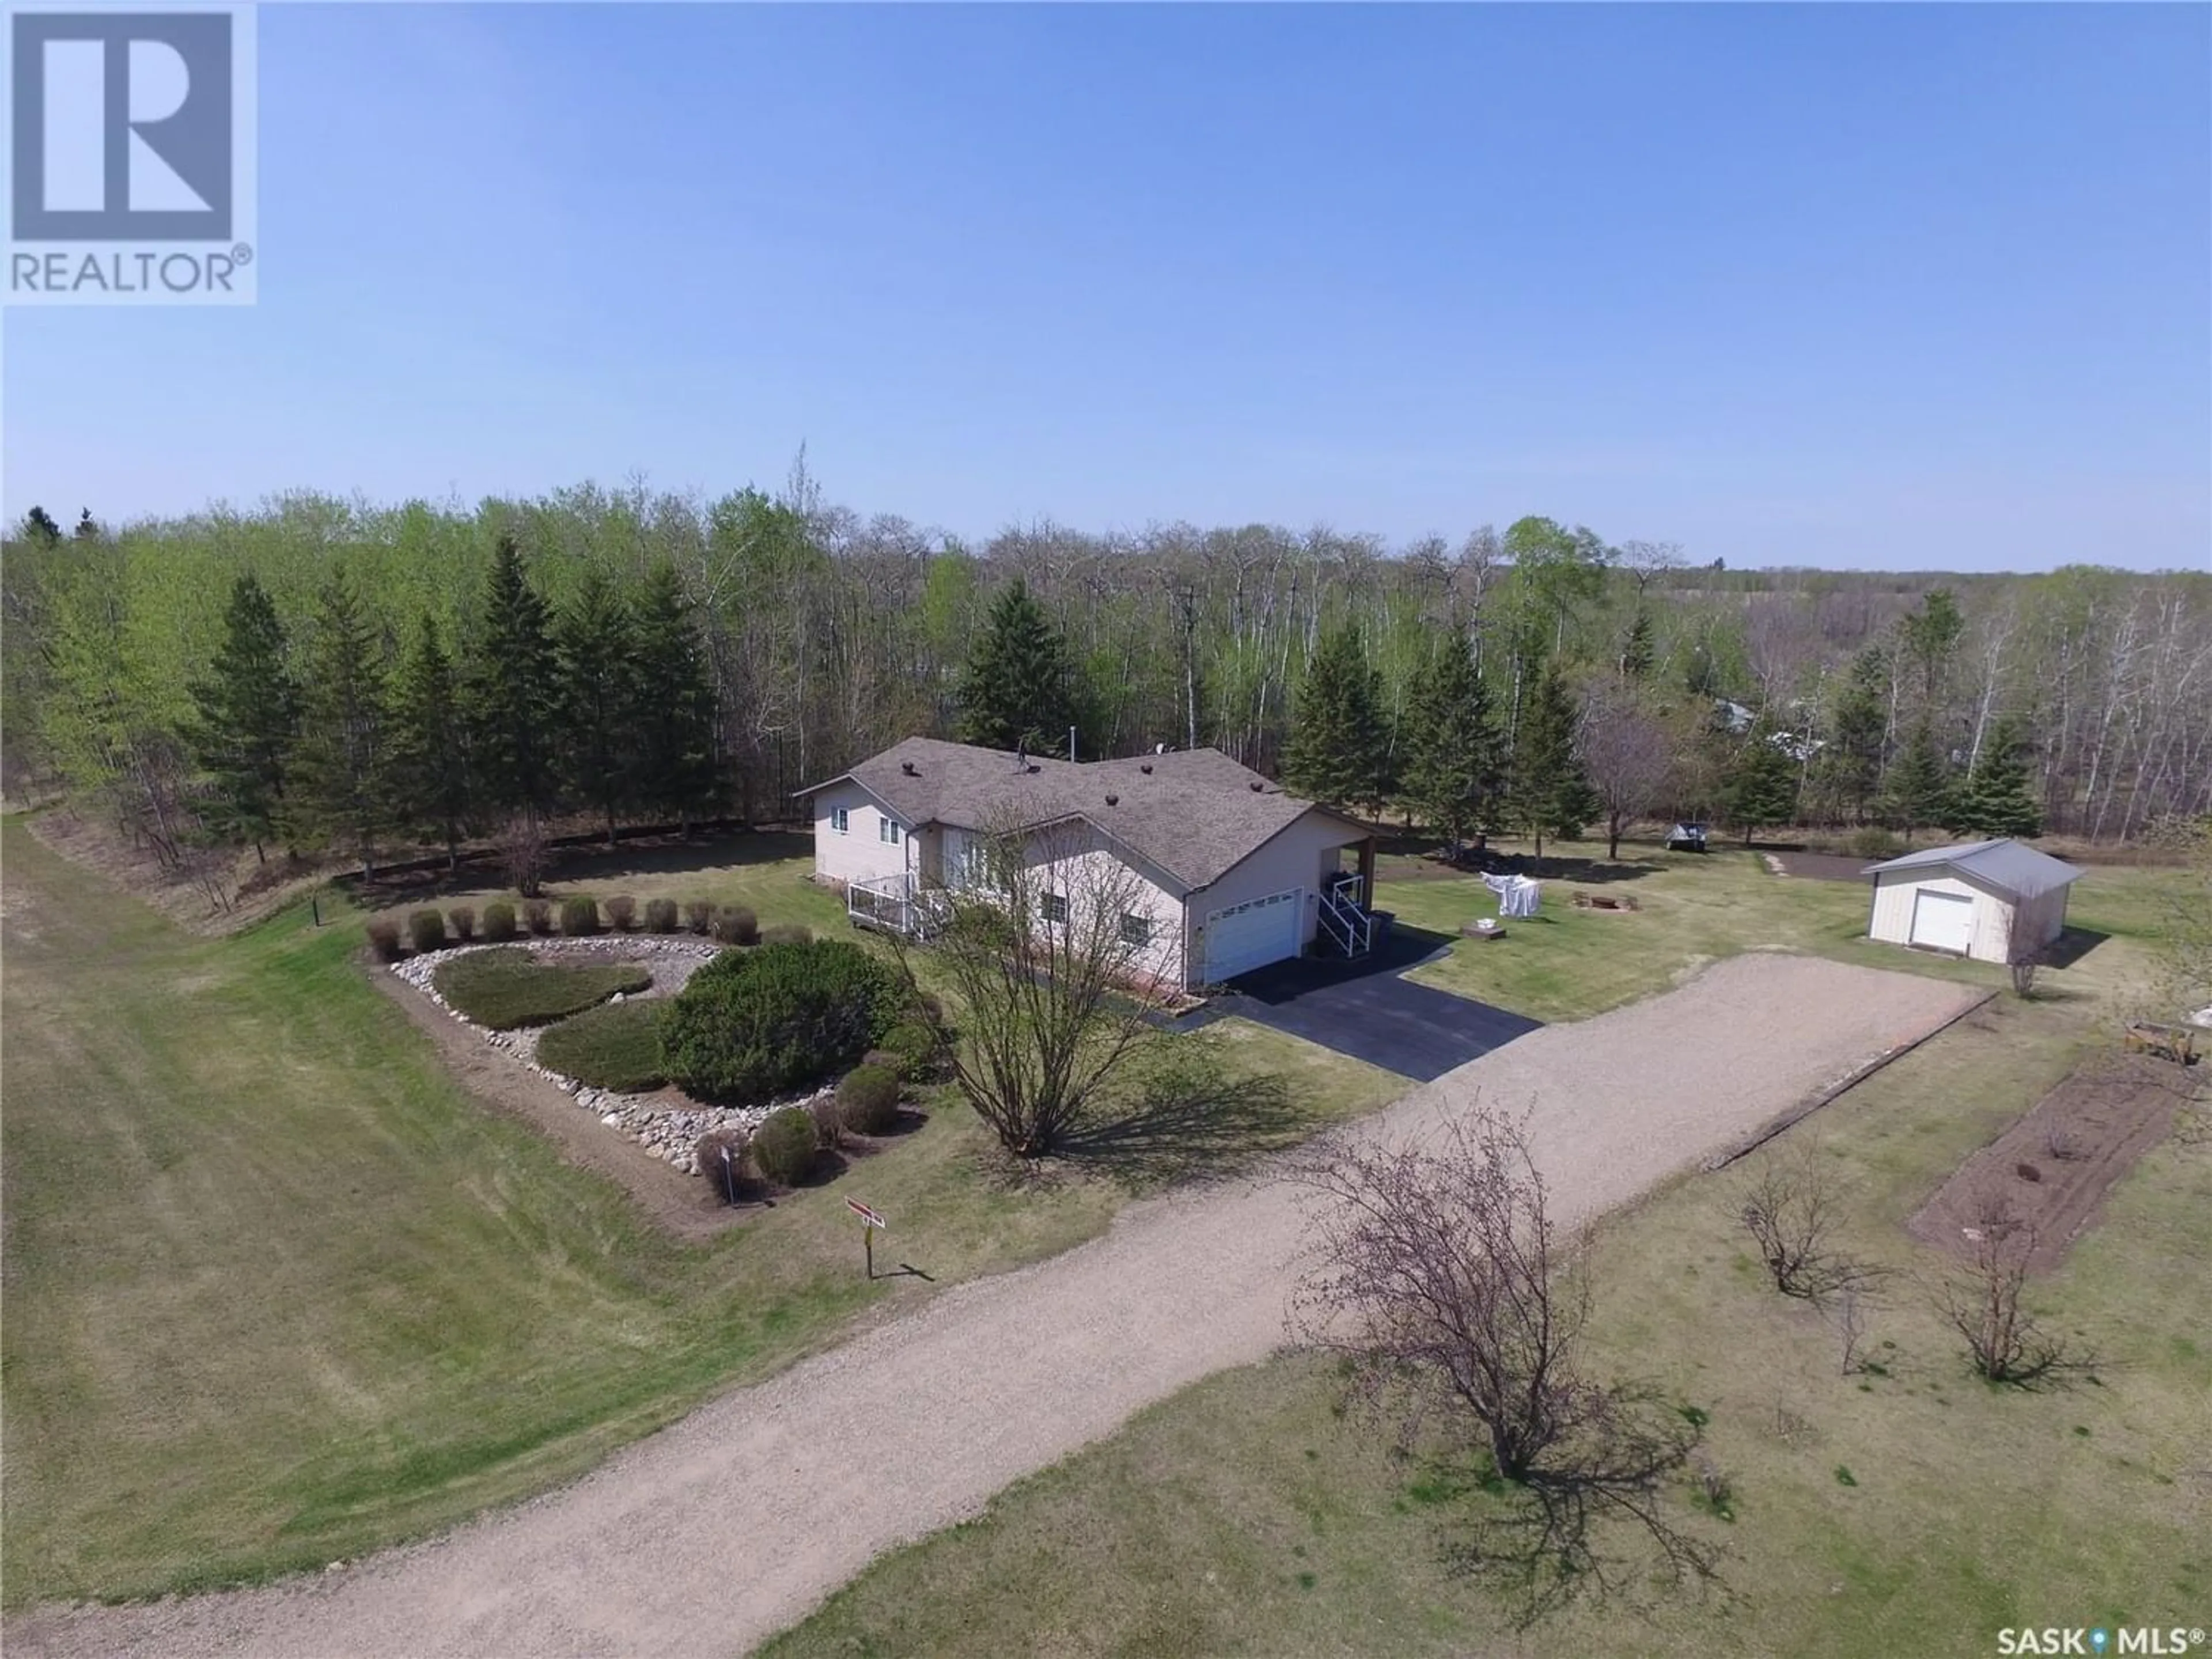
[{"left": 7, "top": 955, "right": 1983, "bottom": 1659}]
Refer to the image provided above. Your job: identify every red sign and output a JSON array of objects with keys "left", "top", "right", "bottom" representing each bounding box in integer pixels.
[{"left": 846, "top": 1198, "right": 887, "bottom": 1229}]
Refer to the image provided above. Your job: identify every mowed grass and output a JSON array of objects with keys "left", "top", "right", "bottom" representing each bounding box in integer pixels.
[
  {"left": 0, "top": 819, "right": 1397, "bottom": 1607},
  {"left": 766, "top": 986, "right": 2212, "bottom": 1659},
  {"left": 1381, "top": 835, "right": 2175, "bottom": 1024}
]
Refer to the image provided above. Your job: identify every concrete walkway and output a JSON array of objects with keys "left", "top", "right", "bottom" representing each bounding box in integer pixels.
[{"left": 7, "top": 955, "right": 1983, "bottom": 1659}]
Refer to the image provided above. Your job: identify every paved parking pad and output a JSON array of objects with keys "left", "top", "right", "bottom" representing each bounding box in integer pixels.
[{"left": 1218, "top": 936, "right": 1542, "bottom": 1080}]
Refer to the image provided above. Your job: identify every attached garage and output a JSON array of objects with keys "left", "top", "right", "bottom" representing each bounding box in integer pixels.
[
  {"left": 1863, "top": 839, "right": 2083, "bottom": 965},
  {"left": 1200, "top": 888, "right": 1304, "bottom": 983}
]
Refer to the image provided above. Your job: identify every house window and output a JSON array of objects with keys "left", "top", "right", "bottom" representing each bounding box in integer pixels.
[
  {"left": 880, "top": 818, "right": 903, "bottom": 844},
  {"left": 831, "top": 806, "right": 850, "bottom": 834},
  {"left": 1120, "top": 912, "right": 1152, "bottom": 946},
  {"left": 1041, "top": 892, "right": 1067, "bottom": 925}
]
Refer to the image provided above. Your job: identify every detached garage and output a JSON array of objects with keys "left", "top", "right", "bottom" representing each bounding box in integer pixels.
[{"left": 1863, "top": 839, "right": 2084, "bottom": 965}]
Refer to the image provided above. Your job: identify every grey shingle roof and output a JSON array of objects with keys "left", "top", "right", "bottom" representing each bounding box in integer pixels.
[
  {"left": 1861, "top": 838, "right": 2083, "bottom": 903},
  {"left": 797, "top": 737, "right": 1365, "bottom": 893}
]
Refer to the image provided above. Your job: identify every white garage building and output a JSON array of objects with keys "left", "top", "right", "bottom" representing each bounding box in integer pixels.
[{"left": 1862, "top": 839, "right": 2083, "bottom": 964}]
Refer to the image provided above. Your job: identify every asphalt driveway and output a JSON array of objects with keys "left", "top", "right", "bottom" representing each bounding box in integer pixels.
[{"left": 1216, "top": 927, "right": 1541, "bottom": 1080}]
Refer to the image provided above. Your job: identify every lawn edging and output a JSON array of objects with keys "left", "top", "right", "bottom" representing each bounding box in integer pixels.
[{"left": 1699, "top": 986, "right": 1999, "bottom": 1171}]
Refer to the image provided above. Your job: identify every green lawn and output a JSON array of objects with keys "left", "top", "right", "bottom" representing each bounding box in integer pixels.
[
  {"left": 1379, "top": 836, "right": 2173, "bottom": 1024},
  {"left": 0, "top": 819, "right": 1396, "bottom": 1608},
  {"left": 766, "top": 984, "right": 2212, "bottom": 1659}
]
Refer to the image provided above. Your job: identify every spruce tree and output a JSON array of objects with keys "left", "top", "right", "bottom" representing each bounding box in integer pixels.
[
  {"left": 1945, "top": 718, "right": 2043, "bottom": 839},
  {"left": 390, "top": 613, "right": 473, "bottom": 868},
  {"left": 1282, "top": 620, "right": 1387, "bottom": 814},
  {"left": 187, "top": 572, "right": 298, "bottom": 858},
  {"left": 465, "top": 534, "right": 558, "bottom": 822},
  {"left": 953, "top": 577, "right": 1082, "bottom": 756},
  {"left": 1399, "top": 628, "right": 1502, "bottom": 849},
  {"left": 1504, "top": 665, "right": 1597, "bottom": 869},
  {"left": 1819, "top": 647, "right": 1888, "bottom": 822},
  {"left": 23, "top": 506, "right": 61, "bottom": 547},
  {"left": 630, "top": 560, "right": 721, "bottom": 831},
  {"left": 285, "top": 571, "right": 392, "bottom": 878},
  {"left": 1884, "top": 719, "right": 1952, "bottom": 842},
  {"left": 1720, "top": 727, "right": 1801, "bottom": 847},
  {"left": 553, "top": 566, "right": 639, "bottom": 844},
  {"left": 1619, "top": 612, "right": 1655, "bottom": 681}
]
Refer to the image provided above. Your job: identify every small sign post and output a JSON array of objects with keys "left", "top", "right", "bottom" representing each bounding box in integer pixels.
[{"left": 846, "top": 1198, "right": 886, "bottom": 1278}]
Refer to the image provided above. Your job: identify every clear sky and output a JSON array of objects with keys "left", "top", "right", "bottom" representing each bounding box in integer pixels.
[{"left": 4, "top": 3, "right": 2207, "bottom": 571}]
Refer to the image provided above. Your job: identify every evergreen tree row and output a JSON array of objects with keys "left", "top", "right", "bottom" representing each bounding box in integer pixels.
[{"left": 187, "top": 537, "right": 720, "bottom": 874}]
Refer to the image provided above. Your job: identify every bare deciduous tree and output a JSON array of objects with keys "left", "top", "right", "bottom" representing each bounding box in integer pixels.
[
  {"left": 1293, "top": 1112, "right": 1717, "bottom": 1620},
  {"left": 1940, "top": 1196, "right": 2085, "bottom": 1384},
  {"left": 887, "top": 813, "right": 1161, "bottom": 1158},
  {"left": 1576, "top": 681, "right": 1674, "bottom": 859},
  {"left": 498, "top": 812, "right": 548, "bottom": 897},
  {"left": 1735, "top": 1150, "right": 1886, "bottom": 1304}
]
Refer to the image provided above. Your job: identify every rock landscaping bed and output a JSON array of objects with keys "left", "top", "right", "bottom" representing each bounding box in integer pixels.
[{"left": 392, "top": 938, "right": 834, "bottom": 1174}]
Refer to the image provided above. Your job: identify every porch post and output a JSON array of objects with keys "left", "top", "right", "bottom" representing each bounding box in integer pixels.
[{"left": 1358, "top": 835, "right": 1376, "bottom": 908}]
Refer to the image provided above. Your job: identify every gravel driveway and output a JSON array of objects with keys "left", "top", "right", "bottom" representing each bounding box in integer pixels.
[{"left": 7, "top": 953, "right": 1984, "bottom": 1659}]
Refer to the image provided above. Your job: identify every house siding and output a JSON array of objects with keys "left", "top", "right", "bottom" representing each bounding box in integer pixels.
[
  {"left": 1017, "top": 826, "right": 1187, "bottom": 990},
  {"left": 810, "top": 781, "right": 913, "bottom": 891},
  {"left": 1186, "top": 810, "right": 1370, "bottom": 983}
]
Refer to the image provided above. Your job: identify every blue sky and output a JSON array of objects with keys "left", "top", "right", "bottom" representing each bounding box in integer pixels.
[{"left": 4, "top": 2, "right": 2207, "bottom": 571}]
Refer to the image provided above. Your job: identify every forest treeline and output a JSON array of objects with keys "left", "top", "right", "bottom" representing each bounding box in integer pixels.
[{"left": 3, "top": 470, "right": 2208, "bottom": 880}]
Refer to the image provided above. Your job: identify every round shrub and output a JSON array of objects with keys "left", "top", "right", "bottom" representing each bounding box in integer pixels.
[
  {"left": 559, "top": 895, "right": 600, "bottom": 937},
  {"left": 879, "top": 1021, "right": 940, "bottom": 1082},
  {"left": 448, "top": 904, "right": 478, "bottom": 942},
  {"left": 1850, "top": 825, "right": 1905, "bottom": 861},
  {"left": 838, "top": 1064, "right": 902, "bottom": 1135},
  {"left": 643, "top": 897, "right": 680, "bottom": 933},
  {"left": 365, "top": 916, "right": 404, "bottom": 961},
  {"left": 408, "top": 908, "right": 447, "bottom": 952},
  {"left": 711, "top": 905, "right": 759, "bottom": 946},
  {"left": 696, "top": 1128, "right": 749, "bottom": 1204},
  {"left": 685, "top": 899, "right": 714, "bottom": 935},
  {"left": 752, "top": 1107, "right": 820, "bottom": 1185},
  {"left": 523, "top": 897, "right": 555, "bottom": 935},
  {"left": 605, "top": 894, "right": 638, "bottom": 930},
  {"left": 762, "top": 922, "right": 812, "bottom": 948},
  {"left": 660, "top": 938, "right": 903, "bottom": 1105},
  {"left": 481, "top": 900, "right": 518, "bottom": 942}
]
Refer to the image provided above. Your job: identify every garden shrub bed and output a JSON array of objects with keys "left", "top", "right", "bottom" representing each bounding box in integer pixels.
[
  {"left": 536, "top": 1000, "right": 669, "bottom": 1092},
  {"left": 431, "top": 945, "right": 652, "bottom": 1030}
]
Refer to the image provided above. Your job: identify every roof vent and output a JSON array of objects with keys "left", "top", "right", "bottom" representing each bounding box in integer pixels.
[
  {"left": 1139, "top": 762, "right": 1153, "bottom": 774},
  {"left": 1027, "top": 763, "right": 1041, "bottom": 774},
  {"left": 1105, "top": 792, "right": 1119, "bottom": 806},
  {"left": 900, "top": 760, "right": 918, "bottom": 777},
  {"left": 1249, "top": 779, "right": 1264, "bottom": 792}
]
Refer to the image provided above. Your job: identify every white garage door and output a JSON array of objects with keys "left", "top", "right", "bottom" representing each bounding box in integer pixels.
[
  {"left": 1202, "top": 889, "right": 1304, "bottom": 982},
  {"left": 1908, "top": 889, "right": 1974, "bottom": 954}
]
